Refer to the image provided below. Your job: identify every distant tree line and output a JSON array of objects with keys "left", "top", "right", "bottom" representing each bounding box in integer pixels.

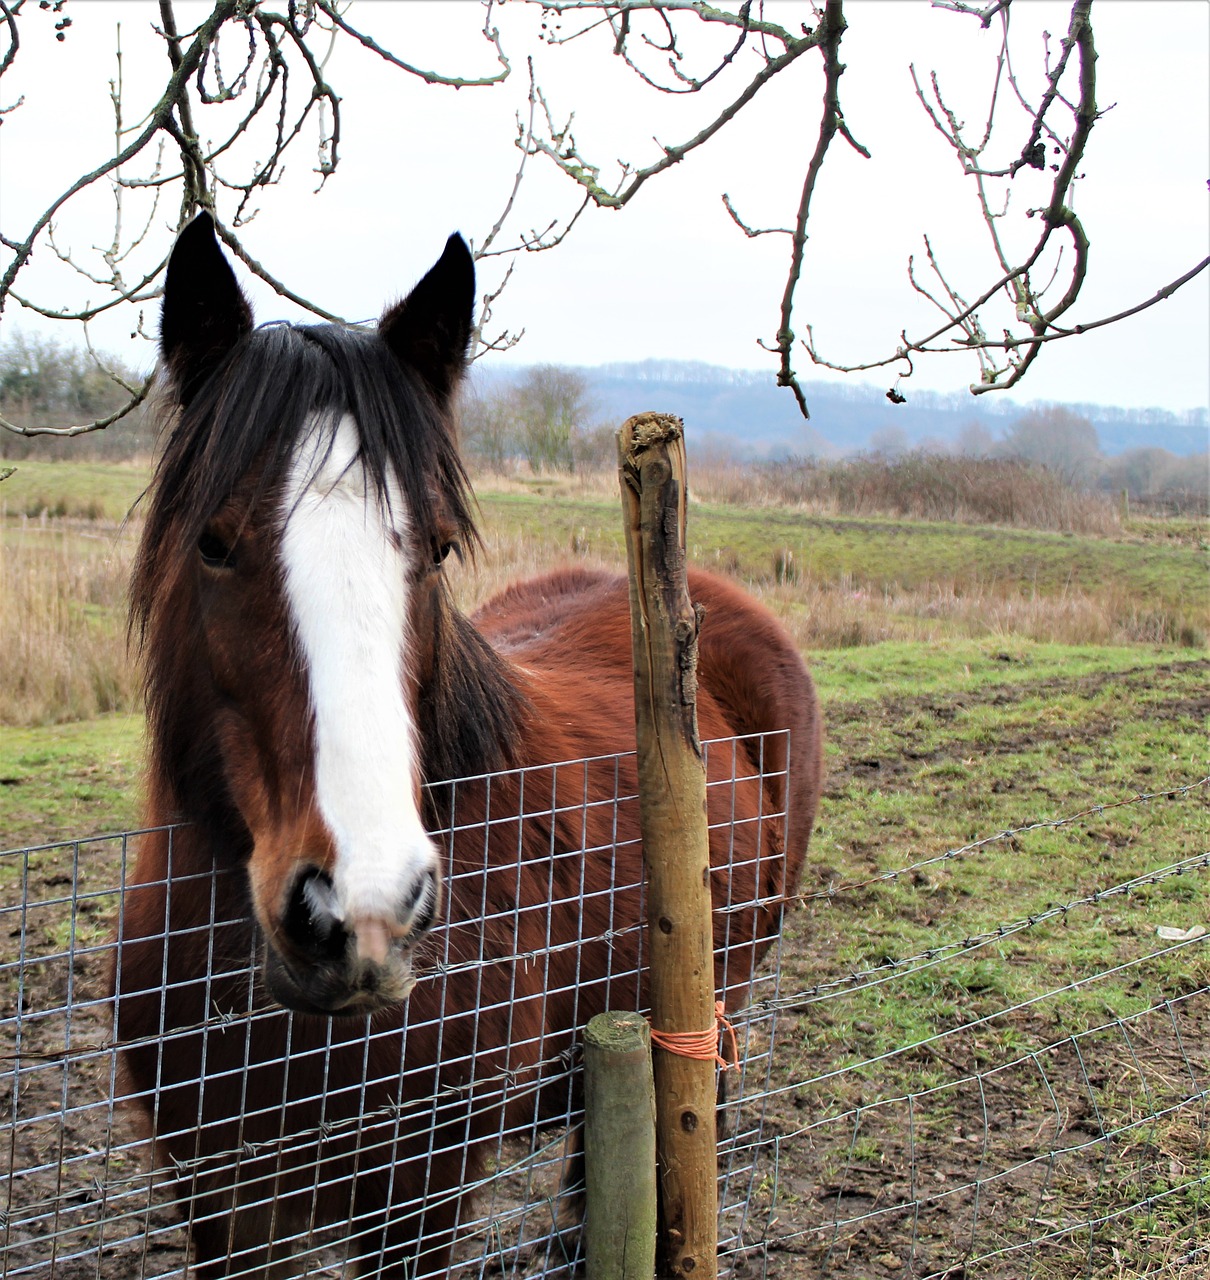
[
  {"left": 2, "top": 334, "right": 1204, "bottom": 515},
  {"left": 0, "top": 338, "right": 620, "bottom": 474},
  {"left": 700, "top": 452, "right": 1123, "bottom": 534},
  {"left": 869, "top": 405, "right": 1207, "bottom": 515},
  {"left": 0, "top": 333, "right": 154, "bottom": 460},
  {"left": 460, "top": 365, "right": 615, "bottom": 475}
]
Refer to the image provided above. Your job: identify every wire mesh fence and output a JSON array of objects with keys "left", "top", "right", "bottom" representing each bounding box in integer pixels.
[
  {"left": 1, "top": 753, "right": 1207, "bottom": 1279},
  {"left": 0, "top": 734, "right": 792, "bottom": 1279},
  {"left": 725, "top": 776, "right": 1210, "bottom": 1280}
]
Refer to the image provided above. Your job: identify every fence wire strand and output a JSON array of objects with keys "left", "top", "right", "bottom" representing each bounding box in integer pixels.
[{"left": 1, "top": 753, "right": 1206, "bottom": 1279}]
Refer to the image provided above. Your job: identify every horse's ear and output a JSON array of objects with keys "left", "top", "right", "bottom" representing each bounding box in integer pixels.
[
  {"left": 160, "top": 210, "right": 254, "bottom": 406},
  {"left": 379, "top": 233, "right": 475, "bottom": 401}
]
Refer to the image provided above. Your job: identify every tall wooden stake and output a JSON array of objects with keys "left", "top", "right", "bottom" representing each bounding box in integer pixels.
[{"left": 618, "top": 412, "right": 718, "bottom": 1280}]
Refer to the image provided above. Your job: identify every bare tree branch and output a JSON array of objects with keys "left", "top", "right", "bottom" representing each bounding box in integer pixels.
[
  {"left": 0, "top": 0, "right": 21, "bottom": 81},
  {"left": 313, "top": 0, "right": 511, "bottom": 89},
  {"left": 0, "top": 0, "right": 514, "bottom": 438},
  {"left": 803, "top": 0, "right": 1113, "bottom": 401},
  {"left": 765, "top": 0, "right": 868, "bottom": 418},
  {"left": 0, "top": 0, "right": 1199, "bottom": 443},
  {"left": 0, "top": 373, "right": 153, "bottom": 439},
  {"left": 522, "top": 6, "right": 821, "bottom": 209},
  {"left": 720, "top": 193, "right": 790, "bottom": 239},
  {"left": 0, "top": 1, "right": 235, "bottom": 313},
  {"left": 919, "top": 256, "right": 1210, "bottom": 354}
]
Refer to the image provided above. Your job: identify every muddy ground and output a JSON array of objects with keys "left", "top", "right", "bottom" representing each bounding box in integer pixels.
[
  {"left": 2, "top": 915, "right": 1205, "bottom": 1280},
  {"left": 2, "top": 660, "right": 1207, "bottom": 1279}
]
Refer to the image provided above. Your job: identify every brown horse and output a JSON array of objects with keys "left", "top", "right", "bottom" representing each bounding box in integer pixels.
[{"left": 112, "top": 212, "right": 823, "bottom": 1278}]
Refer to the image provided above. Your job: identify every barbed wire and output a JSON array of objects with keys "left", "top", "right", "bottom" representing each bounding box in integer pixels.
[
  {"left": 793, "top": 774, "right": 1210, "bottom": 907},
  {"left": 738, "top": 846, "right": 1210, "bottom": 1018}
]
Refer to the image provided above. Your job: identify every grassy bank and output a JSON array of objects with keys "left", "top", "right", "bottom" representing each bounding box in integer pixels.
[
  {"left": 0, "top": 458, "right": 149, "bottom": 522},
  {"left": 0, "top": 715, "right": 143, "bottom": 851},
  {"left": 1, "top": 461, "right": 1205, "bottom": 728},
  {"left": 0, "top": 517, "right": 137, "bottom": 724},
  {"left": 472, "top": 488, "right": 1208, "bottom": 649}
]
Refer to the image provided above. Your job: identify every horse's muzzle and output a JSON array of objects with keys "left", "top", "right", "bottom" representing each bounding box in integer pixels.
[{"left": 263, "top": 866, "right": 436, "bottom": 1015}]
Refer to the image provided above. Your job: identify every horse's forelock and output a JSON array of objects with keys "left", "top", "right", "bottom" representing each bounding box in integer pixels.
[
  {"left": 133, "top": 322, "right": 477, "bottom": 643},
  {"left": 295, "top": 323, "right": 478, "bottom": 559}
]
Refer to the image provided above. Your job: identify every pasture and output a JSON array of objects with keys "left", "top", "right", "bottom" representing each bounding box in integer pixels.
[{"left": 1, "top": 458, "right": 1207, "bottom": 1277}]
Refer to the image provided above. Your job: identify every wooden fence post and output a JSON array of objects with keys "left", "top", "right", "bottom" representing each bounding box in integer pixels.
[
  {"left": 618, "top": 412, "right": 718, "bottom": 1280},
  {"left": 584, "top": 1011, "right": 658, "bottom": 1280}
]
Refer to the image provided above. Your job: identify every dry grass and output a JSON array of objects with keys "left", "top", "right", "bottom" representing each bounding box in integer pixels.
[
  {"left": 466, "top": 456, "right": 1128, "bottom": 534},
  {"left": 1, "top": 451, "right": 1202, "bottom": 727},
  {"left": 0, "top": 516, "right": 622, "bottom": 728},
  {"left": 452, "top": 523, "right": 1207, "bottom": 658},
  {"left": 0, "top": 517, "right": 137, "bottom": 725},
  {"left": 755, "top": 574, "right": 1208, "bottom": 654},
  {"left": 4, "top": 511, "right": 1198, "bottom": 729},
  {"left": 690, "top": 455, "right": 1125, "bottom": 535}
]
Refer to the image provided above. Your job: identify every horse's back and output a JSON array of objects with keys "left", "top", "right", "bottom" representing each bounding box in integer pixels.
[
  {"left": 474, "top": 565, "right": 823, "bottom": 874},
  {"left": 472, "top": 566, "right": 629, "bottom": 666},
  {"left": 685, "top": 569, "right": 823, "bottom": 876}
]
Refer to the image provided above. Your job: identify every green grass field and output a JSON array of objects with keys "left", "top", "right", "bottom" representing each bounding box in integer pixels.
[
  {"left": 0, "top": 458, "right": 149, "bottom": 522},
  {"left": 1, "top": 459, "right": 1207, "bottom": 1277}
]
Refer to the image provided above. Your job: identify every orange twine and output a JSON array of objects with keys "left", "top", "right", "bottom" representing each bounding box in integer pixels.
[{"left": 648, "top": 1001, "right": 739, "bottom": 1072}]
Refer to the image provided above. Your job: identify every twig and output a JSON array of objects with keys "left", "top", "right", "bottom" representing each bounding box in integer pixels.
[
  {"left": 524, "top": 14, "right": 821, "bottom": 209},
  {"left": 0, "top": 375, "right": 153, "bottom": 439},
  {"left": 766, "top": 0, "right": 868, "bottom": 419},
  {"left": 804, "top": 0, "right": 1103, "bottom": 399},
  {"left": 313, "top": 0, "right": 511, "bottom": 88}
]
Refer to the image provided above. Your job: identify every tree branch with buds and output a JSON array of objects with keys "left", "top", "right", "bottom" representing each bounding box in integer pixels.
[
  {"left": 797, "top": 0, "right": 1203, "bottom": 404},
  {"left": 0, "top": 0, "right": 1203, "bottom": 442}
]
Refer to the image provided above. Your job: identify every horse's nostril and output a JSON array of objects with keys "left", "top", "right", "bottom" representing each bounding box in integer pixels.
[
  {"left": 283, "top": 867, "right": 347, "bottom": 962},
  {"left": 410, "top": 871, "right": 438, "bottom": 936}
]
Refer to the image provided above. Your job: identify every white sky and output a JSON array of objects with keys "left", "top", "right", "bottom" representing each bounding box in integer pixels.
[{"left": 0, "top": 0, "right": 1207, "bottom": 414}]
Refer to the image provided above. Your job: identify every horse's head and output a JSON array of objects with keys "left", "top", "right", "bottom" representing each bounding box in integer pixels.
[{"left": 134, "top": 213, "right": 478, "bottom": 1015}]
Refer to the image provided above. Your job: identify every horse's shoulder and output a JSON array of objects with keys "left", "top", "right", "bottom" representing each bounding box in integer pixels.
[{"left": 688, "top": 568, "right": 799, "bottom": 653}]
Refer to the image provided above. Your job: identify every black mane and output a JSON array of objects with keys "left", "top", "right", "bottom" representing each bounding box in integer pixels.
[
  {"left": 135, "top": 321, "right": 476, "bottom": 591},
  {"left": 132, "top": 319, "right": 527, "bottom": 804}
]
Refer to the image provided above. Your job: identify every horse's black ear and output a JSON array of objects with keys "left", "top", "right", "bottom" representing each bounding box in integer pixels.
[
  {"left": 379, "top": 234, "right": 475, "bottom": 401},
  {"left": 160, "top": 210, "right": 253, "bottom": 406}
]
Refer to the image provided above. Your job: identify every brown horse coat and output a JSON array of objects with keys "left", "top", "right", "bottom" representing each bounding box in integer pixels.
[{"left": 112, "top": 215, "right": 823, "bottom": 1278}]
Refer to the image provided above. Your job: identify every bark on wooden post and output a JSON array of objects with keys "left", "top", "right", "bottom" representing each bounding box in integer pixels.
[
  {"left": 584, "top": 1011, "right": 657, "bottom": 1280},
  {"left": 618, "top": 412, "right": 718, "bottom": 1280}
]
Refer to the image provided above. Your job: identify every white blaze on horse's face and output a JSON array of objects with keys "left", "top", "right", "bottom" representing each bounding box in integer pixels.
[{"left": 279, "top": 414, "right": 439, "bottom": 968}]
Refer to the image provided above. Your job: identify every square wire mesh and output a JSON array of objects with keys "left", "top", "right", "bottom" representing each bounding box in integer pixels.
[{"left": 0, "top": 731, "right": 792, "bottom": 1279}]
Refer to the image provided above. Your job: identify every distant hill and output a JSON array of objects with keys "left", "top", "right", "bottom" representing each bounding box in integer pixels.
[{"left": 470, "top": 359, "right": 1208, "bottom": 460}]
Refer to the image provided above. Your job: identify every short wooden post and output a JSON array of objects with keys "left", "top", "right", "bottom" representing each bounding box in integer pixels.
[
  {"left": 584, "top": 1011, "right": 657, "bottom": 1280},
  {"left": 618, "top": 412, "right": 718, "bottom": 1280}
]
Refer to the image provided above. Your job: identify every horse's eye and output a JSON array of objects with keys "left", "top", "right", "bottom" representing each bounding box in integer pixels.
[
  {"left": 434, "top": 539, "right": 457, "bottom": 566},
  {"left": 198, "top": 530, "right": 236, "bottom": 570}
]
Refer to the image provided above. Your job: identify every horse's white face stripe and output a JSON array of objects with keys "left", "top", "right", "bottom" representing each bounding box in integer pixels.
[{"left": 279, "top": 414, "right": 437, "bottom": 929}]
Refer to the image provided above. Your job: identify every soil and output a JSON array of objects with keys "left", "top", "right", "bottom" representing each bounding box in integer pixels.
[
  {"left": 5, "top": 863, "right": 1205, "bottom": 1280},
  {"left": 2, "top": 661, "right": 1207, "bottom": 1279},
  {"left": 734, "top": 995, "right": 1210, "bottom": 1280}
]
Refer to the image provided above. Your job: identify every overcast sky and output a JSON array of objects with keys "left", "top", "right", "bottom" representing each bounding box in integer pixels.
[{"left": 0, "top": 1, "right": 1206, "bottom": 414}]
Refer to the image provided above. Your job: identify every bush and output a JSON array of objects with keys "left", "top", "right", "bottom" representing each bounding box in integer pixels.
[
  {"left": 0, "top": 332, "right": 155, "bottom": 461},
  {"left": 693, "top": 453, "right": 1122, "bottom": 534},
  {"left": 460, "top": 366, "right": 604, "bottom": 475}
]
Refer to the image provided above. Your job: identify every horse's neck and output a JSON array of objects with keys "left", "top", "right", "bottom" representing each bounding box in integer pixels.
[
  {"left": 141, "top": 673, "right": 253, "bottom": 865},
  {"left": 419, "top": 602, "right": 529, "bottom": 787}
]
